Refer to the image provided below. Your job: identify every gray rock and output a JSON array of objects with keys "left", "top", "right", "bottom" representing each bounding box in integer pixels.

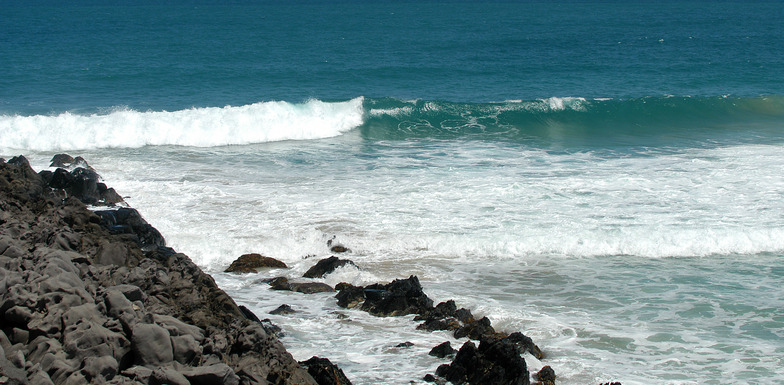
[
  {"left": 181, "top": 364, "right": 240, "bottom": 385},
  {"left": 81, "top": 355, "right": 119, "bottom": 382},
  {"left": 172, "top": 334, "right": 201, "bottom": 365},
  {"left": 107, "top": 284, "right": 145, "bottom": 302},
  {"left": 131, "top": 323, "right": 173, "bottom": 366},
  {"left": 150, "top": 367, "right": 190, "bottom": 385}
]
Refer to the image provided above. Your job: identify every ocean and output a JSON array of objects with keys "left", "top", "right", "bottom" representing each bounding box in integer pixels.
[{"left": 2, "top": 1, "right": 784, "bottom": 384}]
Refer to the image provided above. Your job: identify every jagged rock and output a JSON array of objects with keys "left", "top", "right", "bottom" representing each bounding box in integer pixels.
[
  {"left": 303, "top": 256, "right": 356, "bottom": 278},
  {"left": 300, "top": 356, "right": 352, "bottom": 385},
  {"left": 533, "top": 365, "right": 556, "bottom": 385},
  {"left": 503, "top": 332, "right": 544, "bottom": 360},
  {"left": 0, "top": 158, "right": 343, "bottom": 385},
  {"left": 92, "top": 208, "right": 165, "bottom": 251},
  {"left": 454, "top": 316, "right": 498, "bottom": 340},
  {"left": 225, "top": 253, "right": 287, "bottom": 273},
  {"left": 429, "top": 342, "right": 457, "bottom": 358},
  {"left": 335, "top": 283, "right": 365, "bottom": 308},
  {"left": 436, "top": 338, "right": 530, "bottom": 385},
  {"left": 360, "top": 275, "right": 434, "bottom": 317}
]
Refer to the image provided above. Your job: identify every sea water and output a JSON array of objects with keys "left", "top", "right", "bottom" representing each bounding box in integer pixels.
[{"left": 2, "top": 1, "right": 784, "bottom": 384}]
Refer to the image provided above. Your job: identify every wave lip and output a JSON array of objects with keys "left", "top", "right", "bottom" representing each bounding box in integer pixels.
[{"left": 0, "top": 97, "right": 365, "bottom": 151}]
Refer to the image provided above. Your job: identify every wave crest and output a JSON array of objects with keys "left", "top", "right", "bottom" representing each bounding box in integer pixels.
[{"left": 0, "top": 97, "right": 365, "bottom": 151}]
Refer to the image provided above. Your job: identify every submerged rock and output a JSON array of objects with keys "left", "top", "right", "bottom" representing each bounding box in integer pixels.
[{"left": 225, "top": 253, "right": 288, "bottom": 273}]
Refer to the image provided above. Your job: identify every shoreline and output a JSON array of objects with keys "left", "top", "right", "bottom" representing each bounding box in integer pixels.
[
  {"left": 0, "top": 155, "right": 341, "bottom": 384},
  {"left": 0, "top": 154, "right": 570, "bottom": 385}
]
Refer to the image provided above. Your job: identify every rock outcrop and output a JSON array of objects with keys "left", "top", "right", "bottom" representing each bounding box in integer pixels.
[{"left": 0, "top": 156, "right": 321, "bottom": 385}]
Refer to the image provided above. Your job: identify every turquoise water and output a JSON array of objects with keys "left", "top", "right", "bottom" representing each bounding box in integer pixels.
[{"left": 3, "top": 1, "right": 784, "bottom": 384}]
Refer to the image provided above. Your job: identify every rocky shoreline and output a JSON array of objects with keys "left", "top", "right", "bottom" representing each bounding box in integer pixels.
[
  {"left": 0, "top": 155, "right": 611, "bottom": 385},
  {"left": 0, "top": 156, "right": 341, "bottom": 385}
]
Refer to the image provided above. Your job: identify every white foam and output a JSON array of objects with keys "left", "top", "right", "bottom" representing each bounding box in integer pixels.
[{"left": 0, "top": 98, "right": 364, "bottom": 152}]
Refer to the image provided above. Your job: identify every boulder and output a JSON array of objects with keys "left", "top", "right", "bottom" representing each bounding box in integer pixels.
[
  {"left": 131, "top": 323, "right": 173, "bottom": 366},
  {"left": 225, "top": 253, "right": 287, "bottom": 273},
  {"left": 303, "top": 256, "right": 355, "bottom": 278},
  {"left": 268, "top": 277, "right": 334, "bottom": 294},
  {"left": 300, "top": 356, "right": 352, "bottom": 385},
  {"left": 181, "top": 364, "right": 240, "bottom": 385}
]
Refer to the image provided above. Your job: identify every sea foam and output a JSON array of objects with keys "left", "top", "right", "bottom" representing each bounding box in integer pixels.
[{"left": 0, "top": 98, "right": 365, "bottom": 152}]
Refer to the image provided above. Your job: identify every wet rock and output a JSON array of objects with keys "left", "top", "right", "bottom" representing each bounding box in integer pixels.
[
  {"left": 303, "top": 256, "right": 356, "bottom": 278},
  {"left": 533, "top": 365, "right": 556, "bottom": 385},
  {"left": 395, "top": 341, "right": 415, "bottom": 348},
  {"left": 335, "top": 283, "right": 365, "bottom": 309},
  {"left": 436, "top": 338, "right": 530, "bottom": 385},
  {"left": 454, "top": 317, "right": 498, "bottom": 341},
  {"left": 268, "top": 277, "right": 334, "bottom": 294},
  {"left": 503, "top": 332, "right": 545, "bottom": 360},
  {"left": 225, "top": 253, "right": 287, "bottom": 273},
  {"left": 360, "top": 275, "right": 434, "bottom": 317},
  {"left": 429, "top": 342, "right": 457, "bottom": 359},
  {"left": 330, "top": 245, "right": 350, "bottom": 253},
  {"left": 300, "top": 356, "right": 353, "bottom": 385},
  {"left": 270, "top": 304, "right": 296, "bottom": 315}
]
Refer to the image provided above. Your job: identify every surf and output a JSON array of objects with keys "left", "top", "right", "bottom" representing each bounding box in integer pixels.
[{"left": 0, "top": 97, "right": 365, "bottom": 152}]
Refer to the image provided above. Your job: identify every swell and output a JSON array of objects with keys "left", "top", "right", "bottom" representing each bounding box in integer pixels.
[
  {"left": 3, "top": 95, "right": 783, "bottom": 152},
  {"left": 362, "top": 95, "right": 784, "bottom": 147}
]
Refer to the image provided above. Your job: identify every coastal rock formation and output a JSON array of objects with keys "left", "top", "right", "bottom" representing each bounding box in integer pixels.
[
  {"left": 225, "top": 253, "right": 288, "bottom": 273},
  {"left": 0, "top": 156, "right": 321, "bottom": 385}
]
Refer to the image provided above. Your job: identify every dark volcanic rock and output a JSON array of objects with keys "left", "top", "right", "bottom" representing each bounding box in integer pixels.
[
  {"left": 303, "top": 256, "right": 356, "bottom": 278},
  {"left": 40, "top": 154, "right": 124, "bottom": 205},
  {"left": 429, "top": 341, "right": 457, "bottom": 358},
  {"left": 300, "top": 356, "right": 353, "bottom": 385},
  {"left": 533, "top": 365, "right": 556, "bottom": 385},
  {"left": 268, "top": 277, "right": 334, "bottom": 294},
  {"left": 335, "top": 283, "right": 365, "bottom": 309},
  {"left": 360, "top": 275, "right": 434, "bottom": 317},
  {"left": 0, "top": 158, "right": 321, "bottom": 385},
  {"left": 436, "top": 338, "right": 530, "bottom": 385},
  {"left": 225, "top": 253, "right": 288, "bottom": 273}
]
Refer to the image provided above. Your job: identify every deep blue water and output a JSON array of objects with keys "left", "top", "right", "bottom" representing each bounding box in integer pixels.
[{"left": 3, "top": 1, "right": 784, "bottom": 115}]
